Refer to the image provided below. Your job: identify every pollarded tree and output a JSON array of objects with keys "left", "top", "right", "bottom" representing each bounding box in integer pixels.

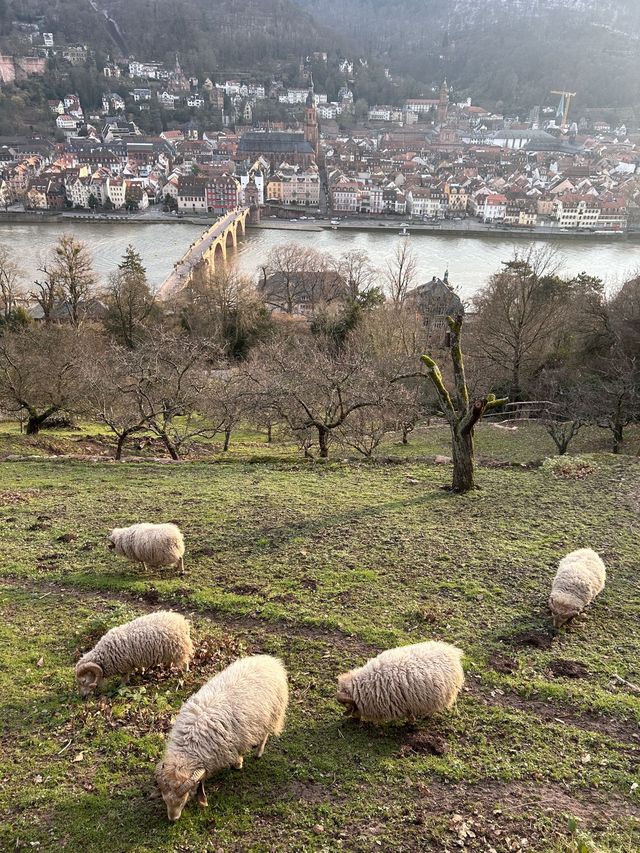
[
  {"left": 413, "top": 314, "right": 507, "bottom": 492},
  {"left": 0, "top": 325, "right": 89, "bottom": 434}
]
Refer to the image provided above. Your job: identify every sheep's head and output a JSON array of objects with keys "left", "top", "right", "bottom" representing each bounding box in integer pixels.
[
  {"left": 75, "top": 661, "right": 104, "bottom": 697},
  {"left": 336, "top": 672, "right": 360, "bottom": 718},
  {"left": 549, "top": 592, "right": 579, "bottom": 628},
  {"left": 106, "top": 530, "right": 119, "bottom": 551},
  {"left": 155, "top": 760, "right": 205, "bottom": 821}
]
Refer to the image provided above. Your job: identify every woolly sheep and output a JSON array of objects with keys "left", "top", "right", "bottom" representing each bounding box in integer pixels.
[
  {"left": 75, "top": 611, "right": 193, "bottom": 697},
  {"left": 108, "top": 523, "right": 185, "bottom": 574},
  {"left": 155, "top": 655, "right": 288, "bottom": 821},
  {"left": 549, "top": 548, "right": 606, "bottom": 628},
  {"left": 337, "top": 640, "right": 465, "bottom": 724}
]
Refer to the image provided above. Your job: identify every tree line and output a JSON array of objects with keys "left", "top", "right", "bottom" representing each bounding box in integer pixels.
[{"left": 0, "top": 237, "right": 637, "bottom": 492}]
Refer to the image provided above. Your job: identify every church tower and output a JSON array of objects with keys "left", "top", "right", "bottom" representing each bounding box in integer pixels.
[
  {"left": 304, "top": 87, "right": 319, "bottom": 158},
  {"left": 436, "top": 79, "right": 449, "bottom": 125}
]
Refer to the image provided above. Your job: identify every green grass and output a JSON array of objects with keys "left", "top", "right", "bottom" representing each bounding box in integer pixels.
[{"left": 0, "top": 423, "right": 638, "bottom": 851}]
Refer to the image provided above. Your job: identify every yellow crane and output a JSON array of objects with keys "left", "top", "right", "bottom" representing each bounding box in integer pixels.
[{"left": 551, "top": 90, "right": 577, "bottom": 127}]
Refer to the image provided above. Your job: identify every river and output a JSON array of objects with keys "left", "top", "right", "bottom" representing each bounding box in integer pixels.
[{"left": 1, "top": 220, "right": 638, "bottom": 299}]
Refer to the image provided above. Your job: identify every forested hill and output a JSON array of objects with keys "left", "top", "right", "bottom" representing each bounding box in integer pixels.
[
  {"left": 4, "top": 0, "right": 640, "bottom": 113},
  {"left": 294, "top": 0, "right": 640, "bottom": 113},
  {"left": 3, "top": 0, "right": 335, "bottom": 69}
]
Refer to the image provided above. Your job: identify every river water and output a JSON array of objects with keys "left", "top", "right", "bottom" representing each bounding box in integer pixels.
[{"left": 1, "top": 220, "right": 638, "bottom": 299}]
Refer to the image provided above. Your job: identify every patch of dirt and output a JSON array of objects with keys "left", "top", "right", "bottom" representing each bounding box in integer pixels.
[
  {"left": 0, "top": 488, "right": 40, "bottom": 505},
  {"left": 230, "top": 583, "right": 262, "bottom": 596},
  {"left": 191, "top": 632, "right": 245, "bottom": 675},
  {"left": 507, "top": 629, "right": 554, "bottom": 649},
  {"left": 300, "top": 577, "right": 318, "bottom": 591},
  {"left": 399, "top": 731, "right": 449, "bottom": 756},
  {"left": 548, "top": 659, "right": 590, "bottom": 679},
  {"left": 57, "top": 533, "right": 78, "bottom": 544},
  {"left": 488, "top": 652, "right": 519, "bottom": 674}
]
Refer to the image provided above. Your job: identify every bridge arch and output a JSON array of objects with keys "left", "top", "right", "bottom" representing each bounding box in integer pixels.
[{"left": 156, "top": 208, "right": 251, "bottom": 299}]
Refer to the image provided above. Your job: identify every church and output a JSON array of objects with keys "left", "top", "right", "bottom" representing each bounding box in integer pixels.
[{"left": 237, "top": 88, "right": 319, "bottom": 169}]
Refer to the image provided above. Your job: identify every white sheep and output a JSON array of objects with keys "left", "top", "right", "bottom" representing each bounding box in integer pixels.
[
  {"left": 549, "top": 548, "right": 606, "bottom": 628},
  {"left": 336, "top": 640, "right": 465, "bottom": 723},
  {"left": 107, "top": 523, "right": 185, "bottom": 574},
  {"left": 75, "top": 611, "right": 193, "bottom": 697},
  {"left": 155, "top": 655, "right": 288, "bottom": 821}
]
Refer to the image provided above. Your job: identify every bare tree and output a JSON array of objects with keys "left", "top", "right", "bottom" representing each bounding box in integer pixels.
[
  {"left": 0, "top": 244, "right": 23, "bottom": 320},
  {"left": 0, "top": 326, "right": 89, "bottom": 434},
  {"left": 131, "top": 332, "right": 215, "bottom": 460},
  {"left": 384, "top": 239, "right": 417, "bottom": 306},
  {"left": 335, "top": 249, "right": 378, "bottom": 299},
  {"left": 259, "top": 244, "right": 345, "bottom": 317},
  {"left": 337, "top": 406, "right": 396, "bottom": 458},
  {"left": 199, "top": 371, "right": 249, "bottom": 451},
  {"left": 83, "top": 343, "right": 152, "bottom": 459},
  {"left": 179, "top": 266, "right": 270, "bottom": 358},
  {"left": 471, "top": 247, "right": 568, "bottom": 399},
  {"left": 50, "top": 235, "right": 96, "bottom": 326},
  {"left": 244, "top": 336, "right": 390, "bottom": 459}
]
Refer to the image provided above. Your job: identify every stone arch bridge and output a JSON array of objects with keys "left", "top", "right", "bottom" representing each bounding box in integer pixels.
[{"left": 157, "top": 207, "right": 250, "bottom": 299}]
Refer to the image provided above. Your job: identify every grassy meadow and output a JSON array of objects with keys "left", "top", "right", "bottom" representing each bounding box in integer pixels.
[{"left": 0, "top": 422, "right": 638, "bottom": 852}]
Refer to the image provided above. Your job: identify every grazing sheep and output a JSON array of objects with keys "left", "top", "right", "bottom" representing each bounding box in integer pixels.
[
  {"left": 337, "top": 640, "right": 464, "bottom": 724},
  {"left": 155, "top": 655, "right": 288, "bottom": 821},
  {"left": 108, "top": 523, "right": 185, "bottom": 574},
  {"left": 549, "top": 548, "right": 606, "bottom": 628},
  {"left": 75, "top": 611, "right": 193, "bottom": 697}
]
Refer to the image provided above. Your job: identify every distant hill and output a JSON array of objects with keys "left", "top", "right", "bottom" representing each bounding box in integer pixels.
[
  {"left": 5, "top": 0, "right": 334, "bottom": 71},
  {"left": 293, "top": 0, "right": 640, "bottom": 114}
]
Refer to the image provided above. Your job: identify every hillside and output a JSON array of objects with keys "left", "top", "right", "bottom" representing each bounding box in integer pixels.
[
  {"left": 0, "top": 422, "right": 639, "bottom": 851},
  {"left": 5, "top": 0, "right": 333, "bottom": 71},
  {"left": 294, "top": 0, "right": 640, "bottom": 113}
]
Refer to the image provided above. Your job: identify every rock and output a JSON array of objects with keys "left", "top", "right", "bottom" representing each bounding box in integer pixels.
[
  {"left": 313, "top": 824, "right": 324, "bottom": 834},
  {"left": 434, "top": 455, "right": 452, "bottom": 464}
]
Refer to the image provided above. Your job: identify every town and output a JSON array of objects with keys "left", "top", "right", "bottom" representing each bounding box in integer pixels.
[{"left": 0, "top": 41, "right": 638, "bottom": 234}]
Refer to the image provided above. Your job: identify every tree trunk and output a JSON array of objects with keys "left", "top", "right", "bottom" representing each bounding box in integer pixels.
[
  {"left": 612, "top": 422, "right": 623, "bottom": 455},
  {"left": 318, "top": 426, "right": 330, "bottom": 458},
  {"left": 402, "top": 425, "right": 409, "bottom": 445},
  {"left": 160, "top": 433, "right": 180, "bottom": 460},
  {"left": 25, "top": 408, "right": 58, "bottom": 435},
  {"left": 115, "top": 432, "right": 128, "bottom": 460},
  {"left": 266, "top": 422, "right": 272, "bottom": 443},
  {"left": 223, "top": 427, "right": 231, "bottom": 451},
  {"left": 451, "top": 429, "right": 476, "bottom": 492}
]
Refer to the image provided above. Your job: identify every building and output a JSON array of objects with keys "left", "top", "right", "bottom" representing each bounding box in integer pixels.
[
  {"left": 205, "top": 174, "right": 241, "bottom": 214},
  {"left": 177, "top": 175, "right": 207, "bottom": 212},
  {"left": 304, "top": 90, "right": 319, "bottom": 158},
  {"left": 406, "top": 273, "right": 464, "bottom": 333},
  {"left": 436, "top": 80, "right": 449, "bottom": 125},
  {"left": 237, "top": 131, "right": 315, "bottom": 169},
  {"left": 480, "top": 194, "right": 508, "bottom": 223},
  {"left": 280, "top": 166, "right": 320, "bottom": 207}
]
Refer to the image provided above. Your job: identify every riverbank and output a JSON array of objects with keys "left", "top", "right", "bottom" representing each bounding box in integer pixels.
[{"left": 0, "top": 209, "right": 637, "bottom": 241}]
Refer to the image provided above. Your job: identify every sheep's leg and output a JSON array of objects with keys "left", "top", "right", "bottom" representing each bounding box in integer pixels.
[
  {"left": 141, "top": 561, "right": 148, "bottom": 572},
  {"left": 232, "top": 756, "right": 244, "bottom": 770},
  {"left": 196, "top": 780, "right": 208, "bottom": 808},
  {"left": 177, "top": 556, "right": 185, "bottom": 575},
  {"left": 256, "top": 734, "right": 269, "bottom": 758},
  {"left": 121, "top": 672, "right": 131, "bottom": 686}
]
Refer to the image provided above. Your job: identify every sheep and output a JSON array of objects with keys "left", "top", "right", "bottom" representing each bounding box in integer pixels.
[
  {"left": 155, "top": 655, "right": 288, "bottom": 821},
  {"left": 75, "top": 611, "right": 193, "bottom": 697},
  {"left": 549, "top": 548, "right": 606, "bottom": 628},
  {"left": 107, "top": 522, "right": 185, "bottom": 574},
  {"left": 336, "top": 640, "right": 464, "bottom": 724}
]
